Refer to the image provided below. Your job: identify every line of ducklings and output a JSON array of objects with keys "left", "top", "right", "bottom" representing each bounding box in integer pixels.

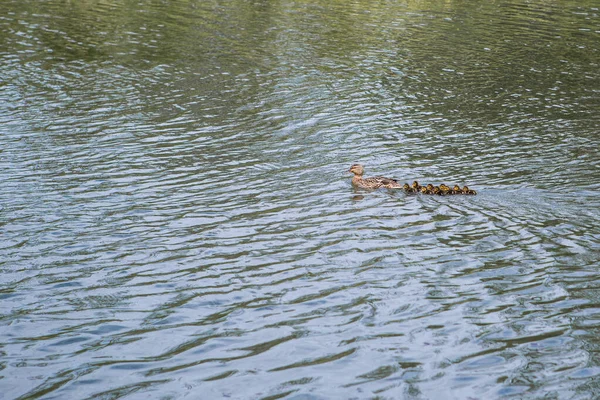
[{"left": 402, "top": 181, "right": 476, "bottom": 195}]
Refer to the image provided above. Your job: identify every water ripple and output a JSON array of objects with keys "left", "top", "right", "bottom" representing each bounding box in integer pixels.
[{"left": 2, "top": 0, "right": 600, "bottom": 399}]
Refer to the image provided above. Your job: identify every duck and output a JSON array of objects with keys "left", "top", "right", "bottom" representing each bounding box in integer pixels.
[
  {"left": 402, "top": 183, "right": 418, "bottom": 194},
  {"left": 411, "top": 181, "right": 421, "bottom": 191},
  {"left": 462, "top": 186, "right": 477, "bottom": 195},
  {"left": 452, "top": 185, "right": 462, "bottom": 195},
  {"left": 348, "top": 164, "right": 403, "bottom": 189},
  {"left": 436, "top": 184, "right": 449, "bottom": 195},
  {"left": 420, "top": 186, "right": 433, "bottom": 195}
]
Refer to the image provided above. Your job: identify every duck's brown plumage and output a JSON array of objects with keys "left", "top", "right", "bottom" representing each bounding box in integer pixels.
[{"left": 348, "top": 164, "right": 403, "bottom": 189}]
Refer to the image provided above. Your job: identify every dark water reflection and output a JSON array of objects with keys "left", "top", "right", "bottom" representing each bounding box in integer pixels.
[{"left": 1, "top": 0, "right": 600, "bottom": 398}]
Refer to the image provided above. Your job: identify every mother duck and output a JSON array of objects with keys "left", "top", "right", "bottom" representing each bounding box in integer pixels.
[{"left": 348, "top": 164, "right": 403, "bottom": 189}]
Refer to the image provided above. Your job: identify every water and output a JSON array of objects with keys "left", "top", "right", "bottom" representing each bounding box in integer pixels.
[{"left": 1, "top": 0, "right": 600, "bottom": 399}]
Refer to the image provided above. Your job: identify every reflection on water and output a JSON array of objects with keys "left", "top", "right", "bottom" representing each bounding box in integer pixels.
[{"left": 1, "top": 0, "right": 600, "bottom": 398}]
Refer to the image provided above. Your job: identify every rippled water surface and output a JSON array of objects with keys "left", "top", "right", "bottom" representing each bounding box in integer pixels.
[{"left": 2, "top": 0, "right": 600, "bottom": 398}]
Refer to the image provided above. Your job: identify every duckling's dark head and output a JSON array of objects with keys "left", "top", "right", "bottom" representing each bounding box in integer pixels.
[{"left": 348, "top": 164, "right": 365, "bottom": 176}]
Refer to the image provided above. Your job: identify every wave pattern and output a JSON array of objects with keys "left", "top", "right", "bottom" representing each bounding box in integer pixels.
[{"left": 1, "top": 0, "right": 600, "bottom": 399}]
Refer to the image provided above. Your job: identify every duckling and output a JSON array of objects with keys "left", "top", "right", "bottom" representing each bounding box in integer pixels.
[
  {"left": 411, "top": 181, "right": 421, "bottom": 191},
  {"left": 432, "top": 186, "right": 442, "bottom": 195},
  {"left": 462, "top": 186, "right": 477, "bottom": 195},
  {"left": 402, "top": 183, "right": 417, "bottom": 193},
  {"left": 420, "top": 186, "right": 433, "bottom": 195},
  {"left": 426, "top": 184, "right": 435, "bottom": 191},
  {"left": 348, "top": 164, "right": 403, "bottom": 189},
  {"left": 452, "top": 185, "right": 462, "bottom": 195},
  {"left": 439, "top": 184, "right": 452, "bottom": 195}
]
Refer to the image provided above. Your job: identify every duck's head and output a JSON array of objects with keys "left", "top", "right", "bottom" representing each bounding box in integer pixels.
[{"left": 348, "top": 164, "right": 365, "bottom": 176}]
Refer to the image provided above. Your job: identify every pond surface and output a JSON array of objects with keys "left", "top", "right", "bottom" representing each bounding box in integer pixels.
[{"left": 1, "top": 0, "right": 600, "bottom": 398}]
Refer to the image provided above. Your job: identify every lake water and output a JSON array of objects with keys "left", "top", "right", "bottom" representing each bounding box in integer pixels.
[{"left": 1, "top": 0, "right": 600, "bottom": 399}]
